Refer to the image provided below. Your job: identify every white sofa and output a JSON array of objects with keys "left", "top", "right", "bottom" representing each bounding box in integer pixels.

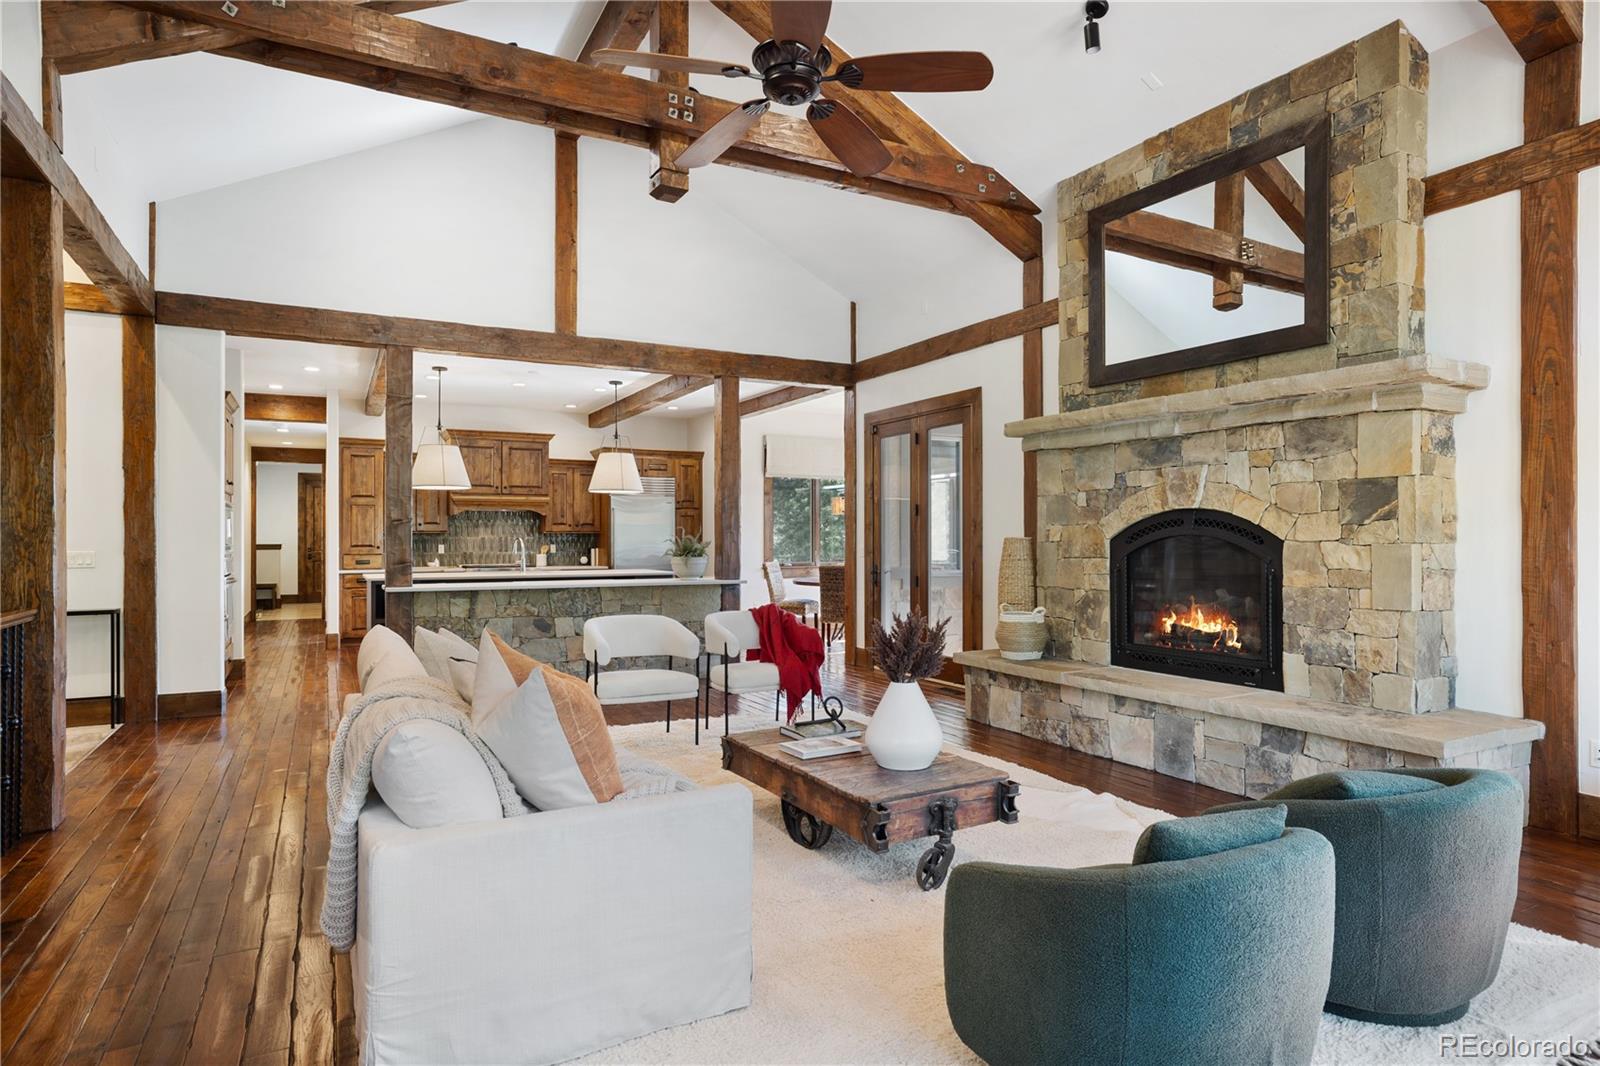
[{"left": 343, "top": 634, "right": 754, "bottom": 1065}]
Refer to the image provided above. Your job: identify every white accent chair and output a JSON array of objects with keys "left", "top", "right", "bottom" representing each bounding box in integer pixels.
[
  {"left": 703, "top": 610, "right": 784, "bottom": 736},
  {"left": 584, "top": 615, "right": 705, "bottom": 742}
]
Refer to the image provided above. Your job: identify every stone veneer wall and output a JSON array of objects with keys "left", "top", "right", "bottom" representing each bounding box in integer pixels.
[
  {"left": 965, "top": 663, "right": 1531, "bottom": 799},
  {"left": 1039, "top": 398, "right": 1461, "bottom": 714},
  {"left": 1058, "top": 21, "right": 1428, "bottom": 410},
  {"left": 414, "top": 510, "right": 598, "bottom": 567},
  {"left": 412, "top": 583, "right": 723, "bottom": 677}
]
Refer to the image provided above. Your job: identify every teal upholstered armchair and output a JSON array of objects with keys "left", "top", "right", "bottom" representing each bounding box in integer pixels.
[
  {"left": 1212, "top": 767, "right": 1523, "bottom": 1026},
  {"left": 944, "top": 808, "right": 1336, "bottom": 1066}
]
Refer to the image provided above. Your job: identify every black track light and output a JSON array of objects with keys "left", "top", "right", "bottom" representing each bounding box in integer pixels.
[{"left": 1084, "top": 0, "right": 1108, "bottom": 54}]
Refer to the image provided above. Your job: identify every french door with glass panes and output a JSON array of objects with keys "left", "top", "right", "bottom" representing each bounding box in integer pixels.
[{"left": 865, "top": 390, "right": 981, "bottom": 683}]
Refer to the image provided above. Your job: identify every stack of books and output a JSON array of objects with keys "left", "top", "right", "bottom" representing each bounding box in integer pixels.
[
  {"left": 779, "top": 717, "right": 862, "bottom": 741},
  {"left": 777, "top": 736, "right": 864, "bottom": 761}
]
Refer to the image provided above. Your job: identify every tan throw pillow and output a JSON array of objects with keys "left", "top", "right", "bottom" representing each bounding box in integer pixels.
[{"left": 470, "top": 631, "right": 623, "bottom": 808}]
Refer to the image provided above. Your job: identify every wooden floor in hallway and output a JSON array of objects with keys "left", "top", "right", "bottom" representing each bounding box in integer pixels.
[{"left": 4, "top": 616, "right": 1598, "bottom": 1064}]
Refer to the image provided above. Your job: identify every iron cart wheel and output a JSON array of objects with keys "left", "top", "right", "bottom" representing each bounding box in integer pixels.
[
  {"left": 916, "top": 839, "right": 955, "bottom": 890},
  {"left": 780, "top": 796, "right": 834, "bottom": 849}
]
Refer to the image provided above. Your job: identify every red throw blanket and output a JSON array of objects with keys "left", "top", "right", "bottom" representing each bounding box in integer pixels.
[{"left": 747, "top": 604, "right": 824, "bottom": 722}]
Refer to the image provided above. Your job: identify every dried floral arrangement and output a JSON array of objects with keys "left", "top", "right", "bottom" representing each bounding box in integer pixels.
[{"left": 871, "top": 611, "right": 950, "bottom": 683}]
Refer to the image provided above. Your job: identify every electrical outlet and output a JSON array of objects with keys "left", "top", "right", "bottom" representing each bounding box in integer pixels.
[
  {"left": 67, "top": 551, "right": 95, "bottom": 570},
  {"left": 1589, "top": 740, "right": 1600, "bottom": 770}
]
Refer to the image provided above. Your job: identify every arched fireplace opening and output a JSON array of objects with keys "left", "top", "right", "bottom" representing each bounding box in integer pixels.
[{"left": 1110, "top": 509, "right": 1283, "bottom": 691}]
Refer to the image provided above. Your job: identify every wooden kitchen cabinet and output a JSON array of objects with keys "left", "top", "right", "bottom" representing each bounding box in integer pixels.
[
  {"left": 673, "top": 457, "right": 701, "bottom": 508},
  {"left": 638, "top": 454, "right": 674, "bottom": 480},
  {"left": 545, "top": 459, "right": 601, "bottom": 534},
  {"left": 413, "top": 488, "right": 448, "bottom": 533},
  {"left": 340, "top": 574, "right": 369, "bottom": 641},
  {"left": 501, "top": 439, "right": 548, "bottom": 495},
  {"left": 450, "top": 430, "right": 553, "bottom": 499},
  {"left": 675, "top": 506, "right": 702, "bottom": 539},
  {"left": 590, "top": 449, "right": 705, "bottom": 539},
  {"left": 339, "top": 438, "right": 384, "bottom": 569},
  {"left": 456, "top": 438, "right": 502, "bottom": 492}
]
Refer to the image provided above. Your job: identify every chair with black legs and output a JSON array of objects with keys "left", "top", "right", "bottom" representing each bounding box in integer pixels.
[
  {"left": 702, "top": 610, "right": 781, "bottom": 737},
  {"left": 583, "top": 615, "right": 704, "bottom": 743}
]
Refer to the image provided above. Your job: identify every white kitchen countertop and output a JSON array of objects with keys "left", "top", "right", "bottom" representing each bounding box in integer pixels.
[{"left": 374, "top": 567, "right": 741, "bottom": 592}]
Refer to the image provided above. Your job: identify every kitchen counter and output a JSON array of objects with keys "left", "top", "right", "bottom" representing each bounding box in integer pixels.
[{"left": 374, "top": 567, "right": 738, "bottom": 592}]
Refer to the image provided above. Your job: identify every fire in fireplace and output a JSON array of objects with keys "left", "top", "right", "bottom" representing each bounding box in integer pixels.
[{"left": 1110, "top": 509, "right": 1283, "bottom": 690}]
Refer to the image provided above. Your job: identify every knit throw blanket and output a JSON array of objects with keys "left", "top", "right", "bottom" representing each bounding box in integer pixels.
[{"left": 320, "top": 675, "right": 528, "bottom": 952}]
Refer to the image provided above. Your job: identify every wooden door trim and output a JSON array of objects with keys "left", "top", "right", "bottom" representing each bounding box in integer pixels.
[{"left": 863, "top": 388, "right": 983, "bottom": 682}]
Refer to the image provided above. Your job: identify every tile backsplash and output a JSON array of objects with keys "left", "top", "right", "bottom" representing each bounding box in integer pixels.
[{"left": 413, "top": 510, "right": 598, "bottom": 567}]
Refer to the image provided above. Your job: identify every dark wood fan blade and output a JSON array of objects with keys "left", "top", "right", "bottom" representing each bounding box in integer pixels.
[
  {"left": 772, "top": 0, "right": 832, "bottom": 52},
  {"left": 591, "top": 49, "right": 751, "bottom": 77},
  {"left": 807, "top": 99, "right": 892, "bottom": 178},
  {"left": 675, "top": 100, "right": 770, "bottom": 169},
  {"left": 835, "top": 51, "right": 994, "bottom": 92}
]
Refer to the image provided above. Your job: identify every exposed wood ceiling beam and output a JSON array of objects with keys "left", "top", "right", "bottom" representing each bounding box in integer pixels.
[
  {"left": 210, "top": 37, "right": 959, "bottom": 215},
  {"left": 64, "top": 281, "right": 120, "bottom": 314},
  {"left": 855, "top": 299, "right": 1059, "bottom": 381},
  {"left": 43, "top": 0, "right": 460, "bottom": 73},
  {"left": 738, "top": 385, "right": 829, "bottom": 417},
  {"left": 244, "top": 392, "right": 327, "bottom": 423},
  {"left": 250, "top": 445, "right": 325, "bottom": 465},
  {"left": 1481, "top": 0, "right": 1583, "bottom": 61},
  {"left": 0, "top": 74, "right": 153, "bottom": 314},
  {"left": 1211, "top": 173, "right": 1245, "bottom": 310},
  {"left": 1244, "top": 158, "right": 1307, "bottom": 241},
  {"left": 1425, "top": 118, "right": 1599, "bottom": 215},
  {"left": 648, "top": 0, "right": 691, "bottom": 202},
  {"left": 586, "top": 374, "right": 710, "bottom": 427},
  {"left": 127, "top": 1, "right": 1036, "bottom": 213},
  {"left": 364, "top": 348, "right": 387, "bottom": 416},
  {"left": 554, "top": 132, "right": 578, "bottom": 333},
  {"left": 1104, "top": 210, "right": 1305, "bottom": 294},
  {"left": 155, "top": 292, "right": 854, "bottom": 386},
  {"left": 578, "top": 1, "right": 656, "bottom": 66},
  {"left": 709, "top": 0, "right": 1041, "bottom": 259}
]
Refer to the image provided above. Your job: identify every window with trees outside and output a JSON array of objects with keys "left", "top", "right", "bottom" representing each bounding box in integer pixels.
[{"left": 766, "top": 477, "right": 845, "bottom": 566}]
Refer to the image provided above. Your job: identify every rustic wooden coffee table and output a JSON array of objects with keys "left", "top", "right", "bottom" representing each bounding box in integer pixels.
[{"left": 721, "top": 729, "right": 1019, "bottom": 890}]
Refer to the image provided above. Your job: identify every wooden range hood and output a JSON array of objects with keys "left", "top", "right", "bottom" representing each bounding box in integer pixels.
[{"left": 438, "top": 428, "right": 553, "bottom": 518}]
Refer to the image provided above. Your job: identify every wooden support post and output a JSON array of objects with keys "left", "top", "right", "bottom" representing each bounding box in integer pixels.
[
  {"left": 713, "top": 375, "right": 740, "bottom": 609},
  {"left": 1212, "top": 173, "right": 1245, "bottom": 310},
  {"left": 554, "top": 131, "right": 578, "bottom": 334},
  {"left": 1, "top": 177, "right": 67, "bottom": 832},
  {"left": 383, "top": 347, "right": 415, "bottom": 644},
  {"left": 1021, "top": 257, "right": 1043, "bottom": 538},
  {"left": 1520, "top": 42, "right": 1581, "bottom": 835},
  {"left": 844, "top": 301, "right": 858, "bottom": 662},
  {"left": 122, "top": 314, "right": 157, "bottom": 723},
  {"left": 650, "top": 0, "right": 691, "bottom": 201},
  {"left": 42, "top": 60, "right": 62, "bottom": 149}
]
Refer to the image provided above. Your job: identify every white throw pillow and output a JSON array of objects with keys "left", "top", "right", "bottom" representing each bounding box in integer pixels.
[
  {"left": 356, "top": 625, "right": 428, "bottom": 692},
  {"left": 432, "top": 627, "right": 479, "bottom": 700},
  {"left": 414, "top": 627, "right": 469, "bottom": 685},
  {"left": 470, "top": 630, "right": 623, "bottom": 810},
  {"left": 371, "top": 720, "right": 503, "bottom": 828}
]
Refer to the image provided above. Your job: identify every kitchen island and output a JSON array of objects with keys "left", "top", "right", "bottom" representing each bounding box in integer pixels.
[{"left": 370, "top": 568, "right": 739, "bottom": 676}]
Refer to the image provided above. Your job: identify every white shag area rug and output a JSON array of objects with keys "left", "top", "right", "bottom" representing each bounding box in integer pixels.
[{"left": 583, "top": 714, "right": 1600, "bottom": 1066}]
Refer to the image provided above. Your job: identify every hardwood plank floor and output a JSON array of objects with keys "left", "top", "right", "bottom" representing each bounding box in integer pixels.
[{"left": 2, "top": 616, "right": 1596, "bottom": 1064}]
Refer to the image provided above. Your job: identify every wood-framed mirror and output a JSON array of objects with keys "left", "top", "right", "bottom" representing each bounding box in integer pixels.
[{"left": 1086, "top": 116, "right": 1330, "bottom": 387}]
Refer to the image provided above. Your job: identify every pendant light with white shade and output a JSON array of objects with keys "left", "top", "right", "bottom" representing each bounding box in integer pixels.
[
  {"left": 412, "top": 364, "right": 472, "bottom": 491},
  {"left": 589, "top": 379, "right": 643, "bottom": 495}
]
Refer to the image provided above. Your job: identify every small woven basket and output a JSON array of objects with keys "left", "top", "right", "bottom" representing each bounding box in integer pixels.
[
  {"left": 997, "top": 537, "right": 1036, "bottom": 611},
  {"left": 995, "top": 605, "right": 1048, "bottom": 661}
]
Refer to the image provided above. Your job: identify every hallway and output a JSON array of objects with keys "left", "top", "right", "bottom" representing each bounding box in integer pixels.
[{"left": 3, "top": 618, "right": 1597, "bottom": 1065}]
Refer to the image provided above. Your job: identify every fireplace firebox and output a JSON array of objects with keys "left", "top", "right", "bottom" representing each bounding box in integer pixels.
[{"left": 1110, "top": 509, "right": 1283, "bottom": 690}]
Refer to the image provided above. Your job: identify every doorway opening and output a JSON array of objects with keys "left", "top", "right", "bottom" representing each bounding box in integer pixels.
[
  {"left": 865, "top": 389, "right": 982, "bottom": 684},
  {"left": 250, "top": 447, "right": 327, "bottom": 630}
]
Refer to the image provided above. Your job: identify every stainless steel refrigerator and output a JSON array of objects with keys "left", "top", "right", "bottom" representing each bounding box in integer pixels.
[{"left": 608, "top": 477, "right": 676, "bottom": 570}]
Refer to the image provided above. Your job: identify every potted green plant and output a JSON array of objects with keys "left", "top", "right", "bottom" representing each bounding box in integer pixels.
[
  {"left": 666, "top": 530, "right": 710, "bottom": 578},
  {"left": 865, "top": 611, "right": 949, "bottom": 770}
]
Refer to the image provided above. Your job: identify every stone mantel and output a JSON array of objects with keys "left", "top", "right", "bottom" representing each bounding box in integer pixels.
[
  {"left": 956, "top": 650, "right": 1542, "bottom": 762},
  {"left": 1007, "top": 355, "right": 1489, "bottom": 452}
]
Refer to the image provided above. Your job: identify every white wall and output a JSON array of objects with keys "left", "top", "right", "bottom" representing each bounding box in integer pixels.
[
  {"left": 225, "top": 347, "right": 243, "bottom": 658},
  {"left": 158, "top": 118, "right": 850, "bottom": 362},
  {"left": 64, "top": 312, "right": 124, "bottom": 699},
  {"left": 254, "top": 463, "right": 322, "bottom": 597},
  {"left": 155, "top": 326, "right": 225, "bottom": 696},
  {"left": 1426, "top": 20, "right": 1600, "bottom": 795},
  {"left": 1, "top": 1, "right": 42, "bottom": 121}
]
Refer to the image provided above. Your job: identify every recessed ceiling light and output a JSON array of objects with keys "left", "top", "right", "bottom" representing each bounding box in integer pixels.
[
  {"left": 276, "top": 426, "right": 289, "bottom": 433},
  {"left": 267, "top": 383, "right": 284, "bottom": 390},
  {"left": 564, "top": 403, "right": 578, "bottom": 409},
  {"left": 303, "top": 366, "right": 321, "bottom": 373},
  {"left": 284, "top": 441, "right": 295, "bottom": 446},
  {"left": 415, "top": 393, "right": 427, "bottom": 399},
  {"left": 593, "top": 386, "right": 609, "bottom": 393},
  {"left": 1140, "top": 71, "right": 1164, "bottom": 91},
  {"left": 426, "top": 373, "right": 440, "bottom": 380},
  {"left": 667, "top": 406, "right": 679, "bottom": 411},
  {"left": 511, "top": 381, "right": 526, "bottom": 388}
]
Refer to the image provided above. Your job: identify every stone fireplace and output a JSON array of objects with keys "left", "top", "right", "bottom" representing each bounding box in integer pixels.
[{"left": 957, "top": 23, "right": 1542, "bottom": 803}]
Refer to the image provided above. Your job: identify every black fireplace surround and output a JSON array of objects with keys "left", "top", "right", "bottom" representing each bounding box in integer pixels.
[{"left": 1110, "top": 509, "right": 1283, "bottom": 690}]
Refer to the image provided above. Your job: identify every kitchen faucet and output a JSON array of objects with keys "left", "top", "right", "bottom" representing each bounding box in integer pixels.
[{"left": 514, "top": 537, "right": 528, "bottom": 572}]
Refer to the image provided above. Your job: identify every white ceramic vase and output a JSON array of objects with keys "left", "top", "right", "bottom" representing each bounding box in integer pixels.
[
  {"left": 671, "top": 556, "right": 708, "bottom": 578},
  {"left": 865, "top": 681, "right": 943, "bottom": 771}
]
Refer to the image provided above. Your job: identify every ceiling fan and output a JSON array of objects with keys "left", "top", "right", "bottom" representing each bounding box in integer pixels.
[{"left": 592, "top": 0, "right": 993, "bottom": 178}]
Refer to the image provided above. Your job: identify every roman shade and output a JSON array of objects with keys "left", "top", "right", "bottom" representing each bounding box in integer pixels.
[{"left": 764, "top": 434, "right": 844, "bottom": 480}]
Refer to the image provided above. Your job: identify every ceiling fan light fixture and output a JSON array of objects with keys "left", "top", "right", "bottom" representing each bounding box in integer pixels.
[{"left": 1084, "top": 0, "right": 1108, "bottom": 54}]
